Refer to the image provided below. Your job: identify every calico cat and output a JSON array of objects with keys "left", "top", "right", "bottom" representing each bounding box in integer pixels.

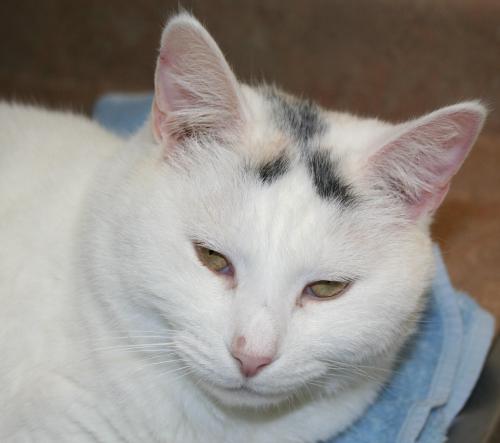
[{"left": 0, "top": 13, "right": 486, "bottom": 443}]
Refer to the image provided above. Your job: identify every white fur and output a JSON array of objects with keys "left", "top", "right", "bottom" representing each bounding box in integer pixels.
[{"left": 0, "top": 14, "right": 485, "bottom": 443}]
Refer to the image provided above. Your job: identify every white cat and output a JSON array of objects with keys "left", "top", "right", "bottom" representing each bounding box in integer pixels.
[{"left": 0, "top": 13, "right": 486, "bottom": 443}]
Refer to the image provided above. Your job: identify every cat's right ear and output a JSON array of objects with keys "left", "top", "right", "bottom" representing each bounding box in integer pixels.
[
  {"left": 152, "top": 14, "right": 247, "bottom": 147},
  {"left": 362, "top": 102, "right": 486, "bottom": 221}
]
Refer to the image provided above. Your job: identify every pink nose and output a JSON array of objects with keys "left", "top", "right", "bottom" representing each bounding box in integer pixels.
[{"left": 231, "top": 351, "right": 273, "bottom": 377}]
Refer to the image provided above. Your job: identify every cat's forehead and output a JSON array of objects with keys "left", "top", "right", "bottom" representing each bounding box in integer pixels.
[
  {"left": 242, "top": 85, "right": 356, "bottom": 207},
  {"left": 178, "top": 86, "right": 397, "bottom": 251},
  {"left": 261, "top": 86, "right": 326, "bottom": 145}
]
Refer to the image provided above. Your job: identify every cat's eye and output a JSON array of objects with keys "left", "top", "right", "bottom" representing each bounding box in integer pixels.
[
  {"left": 195, "top": 244, "right": 234, "bottom": 276},
  {"left": 305, "top": 280, "right": 349, "bottom": 300}
]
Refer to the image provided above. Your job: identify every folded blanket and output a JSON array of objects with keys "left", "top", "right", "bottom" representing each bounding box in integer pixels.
[{"left": 93, "top": 93, "right": 495, "bottom": 443}]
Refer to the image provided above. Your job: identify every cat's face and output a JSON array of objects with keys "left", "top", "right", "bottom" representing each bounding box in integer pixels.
[
  {"left": 132, "top": 122, "right": 432, "bottom": 408},
  {"left": 97, "top": 14, "right": 485, "bottom": 409}
]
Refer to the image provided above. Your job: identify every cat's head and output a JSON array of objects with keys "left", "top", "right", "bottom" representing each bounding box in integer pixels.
[{"left": 95, "top": 14, "right": 486, "bottom": 409}]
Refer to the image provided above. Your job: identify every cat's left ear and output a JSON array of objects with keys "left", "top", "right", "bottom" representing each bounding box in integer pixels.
[
  {"left": 364, "top": 102, "right": 486, "bottom": 220},
  {"left": 152, "top": 14, "right": 247, "bottom": 146}
]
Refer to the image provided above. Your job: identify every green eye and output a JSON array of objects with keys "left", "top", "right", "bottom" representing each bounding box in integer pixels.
[
  {"left": 195, "top": 245, "right": 234, "bottom": 276},
  {"left": 306, "top": 280, "right": 349, "bottom": 299}
]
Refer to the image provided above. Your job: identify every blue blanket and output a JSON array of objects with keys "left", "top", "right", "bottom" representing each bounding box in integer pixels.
[{"left": 93, "top": 93, "right": 495, "bottom": 443}]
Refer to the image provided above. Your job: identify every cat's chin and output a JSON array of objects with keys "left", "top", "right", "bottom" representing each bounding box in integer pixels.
[{"left": 199, "top": 381, "right": 292, "bottom": 409}]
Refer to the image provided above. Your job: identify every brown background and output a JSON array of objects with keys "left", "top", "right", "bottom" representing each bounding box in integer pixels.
[{"left": 1, "top": 0, "right": 499, "bottom": 327}]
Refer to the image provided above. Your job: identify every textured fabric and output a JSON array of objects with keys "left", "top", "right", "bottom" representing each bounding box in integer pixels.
[
  {"left": 93, "top": 93, "right": 154, "bottom": 136},
  {"left": 92, "top": 93, "right": 495, "bottom": 443}
]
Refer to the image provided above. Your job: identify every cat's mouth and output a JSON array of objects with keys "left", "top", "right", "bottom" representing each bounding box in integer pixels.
[
  {"left": 199, "top": 379, "right": 293, "bottom": 408},
  {"left": 226, "top": 384, "right": 262, "bottom": 395}
]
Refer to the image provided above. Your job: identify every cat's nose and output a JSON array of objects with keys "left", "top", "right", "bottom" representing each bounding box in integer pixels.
[
  {"left": 230, "top": 335, "right": 274, "bottom": 377},
  {"left": 231, "top": 350, "right": 273, "bottom": 378}
]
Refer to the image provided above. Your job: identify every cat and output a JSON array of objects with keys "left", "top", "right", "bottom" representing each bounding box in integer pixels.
[{"left": 0, "top": 12, "right": 486, "bottom": 443}]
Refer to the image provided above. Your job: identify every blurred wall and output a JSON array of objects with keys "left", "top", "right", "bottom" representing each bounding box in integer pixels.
[{"left": 0, "top": 0, "right": 499, "bottom": 131}]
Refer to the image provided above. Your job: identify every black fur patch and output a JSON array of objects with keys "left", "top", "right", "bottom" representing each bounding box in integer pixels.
[
  {"left": 264, "top": 87, "right": 325, "bottom": 144},
  {"left": 307, "top": 151, "right": 355, "bottom": 204},
  {"left": 258, "top": 154, "right": 289, "bottom": 184}
]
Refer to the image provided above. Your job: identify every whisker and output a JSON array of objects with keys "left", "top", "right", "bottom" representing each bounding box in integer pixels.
[
  {"left": 82, "top": 335, "right": 172, "bottom": 343},
  {"left": 92, "top": 342, "right": 176, "bottom": 352}
]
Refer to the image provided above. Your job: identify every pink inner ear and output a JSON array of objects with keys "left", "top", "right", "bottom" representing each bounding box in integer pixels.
[
  {"left": 370, "top": 105, "right": 485, "bottom": 220},
  {"left": 408, "top": 183, "right": 450, "bottom": 220},
  {"left": 429, "top": 110, "right": 483, "bottom": 179},
  {"left": 152, "top": 50, "right": 191, "bottom": 144},
  {"left": 157, "top": 50, "right": 196, "bottom": 115},
  {"left": 152, "top": 98, "right": 164, "bottom": 143}
]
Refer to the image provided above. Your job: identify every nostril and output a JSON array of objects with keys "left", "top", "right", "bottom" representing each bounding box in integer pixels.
[
  {"left": 231, "top": 351, "right": 273, "bottom": 378},
  {"left": 254, "top": 357, "right": 272, "bottom": 373},
  {"left": 233, "top": 355, "right": 243, "bottom": 367}
]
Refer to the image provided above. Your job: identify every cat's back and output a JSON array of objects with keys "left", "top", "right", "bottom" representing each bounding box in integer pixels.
[
  {"left": 0, "top": 102, "right": 122, "bottom": 206},
  {"left": 0, "top": 101, "right": 122, "bottom": 326},
  {"left": 0, "top": 103, "right": 123, "bottom": 419}
]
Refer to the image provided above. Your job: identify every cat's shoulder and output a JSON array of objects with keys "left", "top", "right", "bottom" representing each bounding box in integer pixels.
[{"left": 0, "top": 101, "right": 123, "bottom": 201}]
